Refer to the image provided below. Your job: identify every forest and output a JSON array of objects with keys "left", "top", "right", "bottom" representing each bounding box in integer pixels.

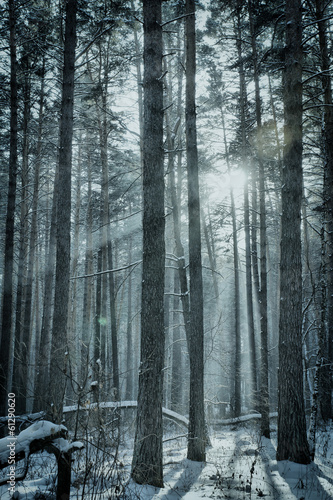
[{"left": 0, "top": 0, "right": 333, "bottom": 498}]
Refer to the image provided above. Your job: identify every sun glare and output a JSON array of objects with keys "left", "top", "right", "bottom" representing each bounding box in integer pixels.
[
  {"left": 205, "top": 168, "right": 247, "bottom": 205},
  {"left": 225, "top": 169, "right": 247, "bottom": 191}
]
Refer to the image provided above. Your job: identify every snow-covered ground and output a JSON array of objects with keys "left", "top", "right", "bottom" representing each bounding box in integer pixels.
[{"left": 1, "top": 418, "right": 332, "bottom": 499}]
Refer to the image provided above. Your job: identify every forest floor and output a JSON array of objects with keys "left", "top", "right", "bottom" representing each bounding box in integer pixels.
[{"left": 1, "top": 417, "right": 332, "bottom": 499}]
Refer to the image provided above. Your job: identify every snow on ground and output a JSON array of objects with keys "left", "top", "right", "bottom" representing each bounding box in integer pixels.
[
  {"left": 126, "top": 423, "right": 333, "bottom": 499},
  {"left": 1, "top": 419, "right": 332, "bottom": 499}
]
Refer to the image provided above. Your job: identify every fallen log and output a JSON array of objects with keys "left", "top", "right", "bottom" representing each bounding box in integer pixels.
[{"left": 63, "top": 400, "right": 189, "bottom": 427}]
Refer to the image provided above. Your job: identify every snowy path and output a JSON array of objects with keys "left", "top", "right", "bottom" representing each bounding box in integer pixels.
[
  {"left": 1, "top": 423, "right": 332, "bottom": 499},
  {"left": 127, "top": 425, "right": 333, "bottom": 499}
]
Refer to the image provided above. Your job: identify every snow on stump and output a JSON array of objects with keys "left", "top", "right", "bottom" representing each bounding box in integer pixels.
[{"left": 0, "top": 420, "right": 83, "bottom": 499}]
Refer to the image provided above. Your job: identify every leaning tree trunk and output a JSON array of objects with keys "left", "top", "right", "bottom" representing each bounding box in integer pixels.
[
  {"left": 186, "top": 0, "right": 206, "bottom": 462},
  {"left": 131, "top": 0, "right": 165, "bottom": 487},
  {"left": 0, "top": 0, "right": 18, "bottom": 416},
  {"left": 276, "top": 0, "right": 310, "bottom": 464}
]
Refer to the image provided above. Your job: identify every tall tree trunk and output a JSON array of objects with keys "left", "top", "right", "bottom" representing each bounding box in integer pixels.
[
  {"left": 315, "top": 0, "right": 333, "bottom": 422},
  {"left": 107, "top": 226, "right": 120, "bottom": 400},
  {"left": 68, "top": 146, "right": 82, "bottom": 396},
  {"left": 164, "top": 32, "right": 190, "bottom": 346},
  {"left": 12, "top": 51, "right": 30, "bottom": 414},
  {"left": 217, "top": 85, "right": 241, "bottom": 416},
  {"left": 163, "top": 207, "right": 172, "bottom": 408},
  {"left": 230, "top": 184, "right": 242, "bottom": 417},
  {"left": 131, "top": 0, "right": 144, "bottom": 161},
  {"left": 171, "top": 270, "right": 183, "bottom": 413},
  {"left": 28, "top": 249, "right": 41, "bottom": 412},
  {"left": 34, "top": 165, "right": 58, "bottom": 412},
  {"left": 251, "top": 171, "right": 260, "bottom": 298},
  {"left": 248, "top": 0, "right": 270, "bottom": 437},
  {"left": 202, "top": 209, "right": 219, "bottom": 300},
  {"left": 186, "top": 0, "right": 206, "bottom": 462},
  {"left": 49, "top": 0, "right": 77, "bottom": 427},
  {"left": 81, "top": 146, "right": 94, "bottom": 388},
  {"left": 131, "top": 0, "right": 165, "bottom": 487},
  {"left": 100, "top": 207, "right": 108, "bottom": 384},
  {"left": 93, "top": 247, "right": 102, "bottom": 401},
  {"left": 18, "top": 64, "right": 45, "bottom": 413},
  {"left": 276, "top": 0, "right": 310, "bottom": 464},
  {"left": 125, "top": 233, "right": 133, "bottom": 401},
  {"left": 164, "top": 47, "right": 188, "bottom": 413},
  {"left": 98, "top": 88, "right": 109, "bottom": 392},
  {"left": 267, "top": 75, "right": 282, "bottom": 411},
  {"left": 0, "top": 0, "right": 18, "bottom": 416},
  {"left": 99, "top": 75, "right": 120, "bottom": 399},
  {"left": 234, "top": 6, "right": 256, "bottom": 414},
  {"left": 244, "top": 177, "right": 258, "bottom": 410}
]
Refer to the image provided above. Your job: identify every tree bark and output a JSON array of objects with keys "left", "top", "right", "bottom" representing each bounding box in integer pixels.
[
  {"left": 248, "top": 0, "right": 270, "bottom": 437},
  {"left": 49, "top": 0, "right": 77, "bottom": 424},
  {"left": 171, "top": 271, "right": 183, "bottom": 413},
  {"left": 234, "top": 6, "right": 255, "bottom": 415},
  {"left": 131, "top": 0, "right": 144, "bottom": 161},
  {"left": 131, "top": 0, "right": 165, "bottom": 487},
  {"left": 202, "top": 209, "right": 219, "bottom": 300},
  {"left": 12, "top": 50, "right": 30, "bottom": 415},
  {"left": 230, "top": 181, "right": 242, "bottom": 418},
  {"left": 186, "top": 0, "right": 206, "bottom": 462},
  {"left": 107, "top": 227, "right": 120, "bottom": 400},
  {"left": 0, "top": 0, "right": 18, "bottom": 416},
  {"left": 125, "top": 234, "right": 134, "bottom": 401},
  {"left": 19, "top": 63, "right": 45, "bottom": 413},
  {"left": 81, "top": 147, "right": 94, "bottom": 388},
  {"left": 277, "top": 0, "right": 310, "bottom": 464},
  {"left": 93, "top": 247, "right": 102, "bottom": 401},
  {"left": 34, "top": 164, "right": 58, "bottom": 412},
  {"left": 217, "top": 67, "right": 242, "bottom": 417},
  {"left": 68, "top": 143, "right": 82, "bottom": 397},
  {"left": 315, "top": 0, "right": 333, "bottom": 422}
]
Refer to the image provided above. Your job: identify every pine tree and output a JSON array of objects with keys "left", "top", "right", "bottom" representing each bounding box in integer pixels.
[
  {"left": 276, "top": 0, "right": 310, "bottom": 464},
  {"left": 186, "top": 0, "right": 206, "bottom": 462},
  {"left": 0, "top": 0, "right": 18, "bottom": 416},
  {"left": 49, "top": 0, "right": 77, "bottom": 424},
  {"left": 131, "top": 0, "right": 165, "bottom": 486}
]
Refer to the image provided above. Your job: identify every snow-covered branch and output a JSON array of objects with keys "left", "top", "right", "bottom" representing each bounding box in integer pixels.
[
  {"left": 70, "top": 260, "right": 142, "bottom": 280},
  {"left": 0, "top": 421, "right": 83, "bottom": 486},
  {"left": 161, "top": 12, "right": 194, "bottom": 27}
]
